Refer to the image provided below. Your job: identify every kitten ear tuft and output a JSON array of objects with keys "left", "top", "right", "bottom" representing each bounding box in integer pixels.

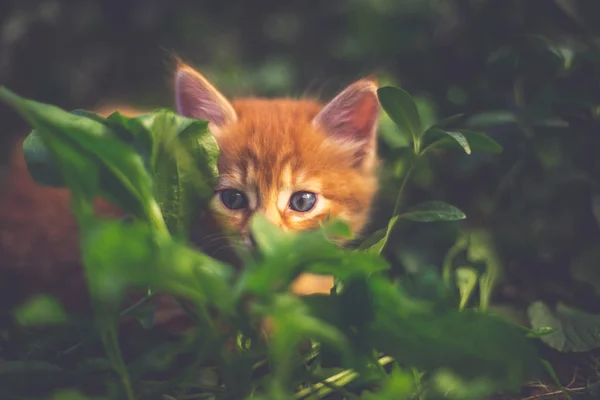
[
  {"left": 313, "top": 78, "right": 380, "bottom": 143},
  {"left": 174, "top": 63, "right": 237, "bottom": 126}
]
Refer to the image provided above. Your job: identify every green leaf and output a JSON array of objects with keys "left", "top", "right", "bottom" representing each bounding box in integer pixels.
[
  {"left": 81, "top": 220, "right": 234, "bottom": 314},
  {"left": 13, "top": 295, "right": 69, "bottom": 326},
  {"left": 240, "top": 215, "right": 388, "bottom": 296},
  {"left": 0, "top": 86, "right": 167, "bottom": 232},
  {"left": 455, "top": 267, "right": 478, "bottom": 310},
  {"left": 528, "top": 301, "right": 600, "bottom": 352},
  {"left": 377, "top": 86, "right": 423, "bottom": 143},
  {"left": 465, "top": 229, "right": 502, "bottom": 311},
  {"left": 421, "top": 128, "right": 502, "bottom": 155},
  {"left": 109, "top": 110, "right": 219, "bottom": 237},
  {"left": 359, "top": 215, "right": 399, "bottom": 255},
  {"left": 264, "top": 294, "right": 351, "bottom": 397},
  {"left": 368, "top": 278, "right": 542, "bottom": 392},
  {"left": 362, "top": 367, "right": 414, "bottom": 400},
  {"left": 526, "top": 326, "right": 557, "bottom": 338},
  {"left": 22, "top": 130, "right": 64, "bottom": 187},
  {"left": 398, "top": 201, "right": 466, "bottom": 222}
]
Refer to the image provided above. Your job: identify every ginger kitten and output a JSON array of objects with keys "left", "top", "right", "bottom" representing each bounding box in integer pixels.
[
  {"left": 0, "top": 62, "right": 380, "bottom": 320},
  {"left": 175, "top": 63, "right": 380, "bottom": 245}
]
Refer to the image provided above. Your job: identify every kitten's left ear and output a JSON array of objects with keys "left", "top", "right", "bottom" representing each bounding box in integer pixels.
[
  {"left": 312, "top": 78, "right": 380, "bottom": 144},
  {"left": 174, "top": 63, "right": 237, "bottom": 126}
]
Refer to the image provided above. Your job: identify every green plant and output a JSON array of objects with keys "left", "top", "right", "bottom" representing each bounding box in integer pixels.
[{"left": 0, "top": 84, "right": 541, "bottom": 400}]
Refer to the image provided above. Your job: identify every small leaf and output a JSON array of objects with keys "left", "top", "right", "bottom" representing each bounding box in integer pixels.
[
  {"left": 455, "top": 267, "right": 478, "bottom": 310},
  {"left": 422, "top": 128, "right": 502, "bottom": 154},
  {"left": 13, "top": 295, "right": 69, "bottom": 326},
  {"left": 360, "top": 216, "right": 399, "bottom": 255},
  {"left": 526, "top": 327, "right": 557, "bottom": 338},
  {"left": 399, "top": 201, "right": 466, "bottom": 222},
  {"left": 528, "top": 301, "right": 600, "bottom": 352},
  {"left": 377, "top": 86, "right": 423, "bottom": 142}
]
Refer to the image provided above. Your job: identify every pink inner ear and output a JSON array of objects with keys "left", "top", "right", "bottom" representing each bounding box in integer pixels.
[
  {"left": 314, "top": 80, "right": 380, "bottom": 141},
  {"left": 175, "top": 67, "right": 237, "bottom": 126}
]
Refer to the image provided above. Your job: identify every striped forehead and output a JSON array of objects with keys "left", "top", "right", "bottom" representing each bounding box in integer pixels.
[{"left": 240, "top": 147, "right": 295, "bottom": 190}]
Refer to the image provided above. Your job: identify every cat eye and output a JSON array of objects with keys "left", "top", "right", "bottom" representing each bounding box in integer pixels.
[
  {"left": 289, "top": 191, "right": 317, "bottom": 212},
  {"left": 220, "top": 189, "right": 248, "bottom": 210}
]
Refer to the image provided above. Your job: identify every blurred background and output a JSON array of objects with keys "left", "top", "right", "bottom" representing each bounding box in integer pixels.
[{"left": 1, "top": 0, "right": 600, "bottom": 320}]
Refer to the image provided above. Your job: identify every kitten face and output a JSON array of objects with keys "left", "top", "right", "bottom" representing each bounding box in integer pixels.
[{"left": 175, "top": 63, "right": 379, "bottom": 246}]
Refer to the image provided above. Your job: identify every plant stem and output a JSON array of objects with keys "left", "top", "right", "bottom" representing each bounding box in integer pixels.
[
  {"left": 294, "top": 356, "right": 394, "bottom": 399},
  {"left": 101, "top": 326, "right": 136, "bottom": 400},
  {"left": 149, "top": 200, "right": 170, "bottom": 235},
  {"left": 392, "top": 159, "right": 416, "bottom": 218}
]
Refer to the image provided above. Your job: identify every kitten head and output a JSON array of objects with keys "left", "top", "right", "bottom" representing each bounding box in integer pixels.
[{"left": 175, "top": 63, "right": 380, "bottom": 246}]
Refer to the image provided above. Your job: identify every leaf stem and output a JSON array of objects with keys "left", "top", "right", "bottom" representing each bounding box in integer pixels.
[
  {"left": 392, "top": 159, "right": 416, "bottom": 223},
  {"left": 100, "top": 325, "right": 136, "bottom": 400},
  {"left": 294, "top": 356, "right": 394, "bottom": 399}
]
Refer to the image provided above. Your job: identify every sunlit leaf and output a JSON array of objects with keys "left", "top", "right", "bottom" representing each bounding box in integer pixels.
[
  {"left": 455, "top": 267, "right": 478, "bottom": 310},
  {"left": 377, "top": 86, "right": 423, "bottom": 143},
  {"left": 398, "top": 201, "right": 466, "bottom": 222},
  {"left": 528, "top": 301, "right": 600, "bottom": 352},
  {"left": 421, "top": 128, "right": 502, "bottom": 154}
]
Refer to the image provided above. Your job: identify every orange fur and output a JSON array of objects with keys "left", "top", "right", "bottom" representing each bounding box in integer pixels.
[{"left": 0, "top": 64, "right": 380, "bottom": 328}]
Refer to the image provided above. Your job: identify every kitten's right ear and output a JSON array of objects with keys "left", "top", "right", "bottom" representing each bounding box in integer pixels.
[{"left": 174, "top": 63, "right": 237, "bottom": 126}]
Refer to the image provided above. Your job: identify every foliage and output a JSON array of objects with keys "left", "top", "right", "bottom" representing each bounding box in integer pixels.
[{"left": 0, "top": 84, "right": 543, "bottom": 400}]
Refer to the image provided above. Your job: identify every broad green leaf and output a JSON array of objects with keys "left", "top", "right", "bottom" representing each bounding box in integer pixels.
[
  {"left": 377, "top": 86, "right": 423, "bottom": 143},
  {"left": 21, "top": 109, "right": 115, "bottom": 188},
  {"left": 119, "top": 110, "right": 218, "bottom": 237},
  {"left": 81, "top": 220, "right": 234, "bottom": 314},
  {"left": 527, "top": 301, "right": 600, "bottom": 352},
  {"left": 421, "top": 128, "right": 502, "bottom": 155},
  {"left": 368, "top": 278, "right": 541, "bottom": 392},
  {"left": 13, "top": 295, "right": 69, "bottom": 326},
  {"left": 431, "top": 130, "right": 471, "bottom": 154},
  {"left": 240, "top": 215, "right": 388, "bottom": 296},
  {"left": 22, "top": 130, "right": 64, "bottom": 187},
  {"left": 398, "top": 201, "right": 466, "bottom": 222},
  {"left": 0, "top": 86, "right": 167, "bottom": 231}
]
